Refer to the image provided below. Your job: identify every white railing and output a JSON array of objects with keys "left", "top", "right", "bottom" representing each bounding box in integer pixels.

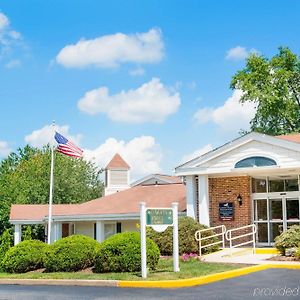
[
  {"left": 225, "top": 224, "right": 257, "bottom": 256},
  {"left": 195, "top": 225, "right": 226, "bottom": 257}
]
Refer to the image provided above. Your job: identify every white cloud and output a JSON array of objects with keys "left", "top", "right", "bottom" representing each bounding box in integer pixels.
[
  {"left": 0, "top": 13, "right": 9, "bottom": 31},
  {"left": 194, "top": 90, "right": 256, "bottom": 133},
  {"left": 78, "top": 78, "right": 180, "bottom": 123},
  {"left": 84, "top": 136, "right": 162, "bottom": 179},
  {"left": 225, "top": 46, "right": 258, "bottom": 61},
  {"left": 0, "top": 12, "right": 22, "bottom": 59},
  {"left": 25, "top": 124, "right": 82, "bottom": 147},
  {"left": 181, "top": 144, "right": 213, "bottom": 164},
  {"left": 5, "top": 59, "right": 21, "bottom": 69},
  {"left": 56, "top": 28, "right": 164, "bottom": 69},
  {"left": 0, "top": 140, "right": 11, "bottom": 157},
  {"left": 129, "top": 66, "right": 145, "bottom": 76}
]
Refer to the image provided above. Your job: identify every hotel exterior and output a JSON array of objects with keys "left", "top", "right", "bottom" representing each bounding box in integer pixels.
[
  {"left": 175, "top": 132, "right": 300, "bottom": 246},
  {"left": 9, "top": 132, "right": 300, "bottom": 246}
]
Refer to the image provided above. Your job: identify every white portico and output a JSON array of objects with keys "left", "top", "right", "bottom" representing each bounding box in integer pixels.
[{"left": 176, "top": 132, "right": 300, "bottom": 245}]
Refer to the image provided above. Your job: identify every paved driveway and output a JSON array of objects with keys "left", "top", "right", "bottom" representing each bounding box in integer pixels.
[{"left": 0, "top": 269, "right": 299, "bottom": 300}]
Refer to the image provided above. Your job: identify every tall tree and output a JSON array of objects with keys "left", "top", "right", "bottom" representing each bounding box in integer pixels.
[
  {"left": 231, "top": 47, "right": 300, "bottom": 135},
  {"left": 0, "top": 145, "right": 103, "bottom": 234}
]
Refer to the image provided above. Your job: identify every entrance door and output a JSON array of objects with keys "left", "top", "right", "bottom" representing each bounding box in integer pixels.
[
  {"left": 62, "top": 223, "right": 69, "bottom": 238},
  {"left": 254, "top": 196, "right": 300, "bottom": 245}
]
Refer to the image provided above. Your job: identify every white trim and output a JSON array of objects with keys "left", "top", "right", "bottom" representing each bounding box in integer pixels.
[
  {"left": 11, "top": 212, "right": 187, "bottom": 224},
  {"left": 10, "top": 220, "right": 44, "bottom": 225}
]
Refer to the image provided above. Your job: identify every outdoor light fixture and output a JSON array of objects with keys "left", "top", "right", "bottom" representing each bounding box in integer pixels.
[{"left": 237, "top": 194, "right": 243, "bottom": 206}]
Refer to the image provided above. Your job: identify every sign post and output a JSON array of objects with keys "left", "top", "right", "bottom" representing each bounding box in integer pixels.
[
  {"left": 140, "top": 202, "right": 179, "bottom": 278},
  {"left": 172, "top": 202, "right": 179, "bottom": 272},
  {"left": 140, "top": 202, "right": 147, "bottom": 279}
]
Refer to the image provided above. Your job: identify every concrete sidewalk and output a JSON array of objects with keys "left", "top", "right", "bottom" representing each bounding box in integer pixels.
[{"left": 201, "top": 248, "right": 300, "bottom": 265}]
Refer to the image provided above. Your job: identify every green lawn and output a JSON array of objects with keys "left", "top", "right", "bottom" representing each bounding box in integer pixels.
[{"left": 0, "top": 259, "right": 247, "bottom": 281}]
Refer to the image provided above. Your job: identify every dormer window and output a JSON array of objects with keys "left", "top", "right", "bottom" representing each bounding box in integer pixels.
[{"left": 235, "top": 156, "right": 276, "bottom": 168}]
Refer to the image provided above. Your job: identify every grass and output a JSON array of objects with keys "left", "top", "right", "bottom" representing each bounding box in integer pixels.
[{"left": 0, "top": 258, "right": 247, "bottom": 281}]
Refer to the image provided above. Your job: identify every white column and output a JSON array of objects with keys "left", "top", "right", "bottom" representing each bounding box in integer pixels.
[
  {"left": 50, "top": 222, "right": 61, "bottom": 243},
  {"left": 14, "top": 224, "right": 21, "bottom": 245},
  {"left": 56, "top": 222, "right": 62, "bottom": 240},
  {"left": 198, "top": 175, "right": 210, "bottom": 226},
  {"left": 186, "top": 175, "right": 197, "bottom": 219},
  {"left": 96, "top": 221, "right": 105, "bottom": 242}
]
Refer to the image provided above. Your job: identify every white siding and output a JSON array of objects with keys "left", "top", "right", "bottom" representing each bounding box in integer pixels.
[
  {"left": 201, "top": 140, "right": 300, "bottom": 170},
  {"left": 75, "top": 222, "right": 94, "bottom": 238},
  {"left": 109, "top": 170, "right": 128, "bottom": 186},
  {"left": 121, "top": 220, "right": 138, "bottom": 232}
]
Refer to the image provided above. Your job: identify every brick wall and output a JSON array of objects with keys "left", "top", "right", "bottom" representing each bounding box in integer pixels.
[{"left": 209, "top": 176, "right": 252, "bottom": 244}]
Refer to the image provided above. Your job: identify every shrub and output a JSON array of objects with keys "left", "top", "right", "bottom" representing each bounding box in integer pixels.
[
  {"left": 274, "top": 225, "right": 300, "bottom": 255},
  {"left": 44, "top": 235, "right": 100, "bottom": 272},
  {"left": 94, "top": 232, "right": 160, "bottom": 273},
  {"left": 147, "top": 216, "right": 219, "bottom": 255},
  {"left": 294, "top": 247, "right": 300, "bottom": 260},
  {"left": 2, "top": 240, "right": 48, "bottom": 273},
  {"left": 0, "top": 229, "right": 13, "bottom": 270},
  {"left": 22, "top": 225, "right": 33, "bottom": 241}
]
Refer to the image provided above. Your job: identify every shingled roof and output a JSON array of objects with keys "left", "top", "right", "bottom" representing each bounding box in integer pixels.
[
  {"left": 276, "top": 133, "right": 300, "bottom": 144},
  {"left": 105, "top": 153, "right": 130, "bottom": 170},
  {"left": 10, "top": 182, "right": 186, "bottom": 222}
]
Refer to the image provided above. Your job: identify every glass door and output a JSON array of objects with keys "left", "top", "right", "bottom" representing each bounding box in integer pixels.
[
  {"left": 286, "top": 198, "right": 300, "bottom": 229},
  {"left": 254, "top": 199, "right": 269, "bottom": 244},
  {"left": 269, "top": 198, "right": 283, "bottom": 243},
  {"left": 254, "top": 196, "right": 300, "bottom": 245}
]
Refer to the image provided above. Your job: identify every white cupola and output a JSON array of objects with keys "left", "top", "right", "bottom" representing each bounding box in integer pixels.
[{"left": 104, "top": 153, "right": 130, "bottom": 196}]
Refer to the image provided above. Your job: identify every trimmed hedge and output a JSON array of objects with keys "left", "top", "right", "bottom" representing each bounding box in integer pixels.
[
  {"left": 147, "top": 216, "right": 219, "bottom": 255},
  {"left": 274, "top": 225, "right": 300, "bottom": 255},
  {"left": 2, "top": 240, "right": 48, "bottom": 273},
  {"left": 45, "top": 235, "right": 100, "bottom": 272},
  {"left": 94, "top": 232, "right": 160, "bottom": 273}
]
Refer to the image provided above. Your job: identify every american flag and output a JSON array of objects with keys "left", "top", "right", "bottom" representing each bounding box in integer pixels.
[{"left": 54, "top": 132, "right": 83, "bottom": 158}]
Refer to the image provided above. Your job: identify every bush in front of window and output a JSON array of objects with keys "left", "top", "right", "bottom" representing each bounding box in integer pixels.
[
  {"left": 147, "top": 216, "right": 219, "bottom": 256},
  {"left": 94, "top": 232, "right": 160, "bottom": 273},
  {"left": 2, "top": 240, "right": 48, "bottom": 273},
  {"left": 44, "top": 235, "right": 100, "bottom": 272},
  {"left": 274, "top": 225, "right": 300, "bottom": 255}
]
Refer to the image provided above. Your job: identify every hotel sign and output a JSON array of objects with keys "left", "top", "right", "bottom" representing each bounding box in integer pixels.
[
  {"left": 146, "top": 208, "right": 173, "bottom": 225},
  {"left": 219, "top": 202, "right": 234, "bottom": 221}
]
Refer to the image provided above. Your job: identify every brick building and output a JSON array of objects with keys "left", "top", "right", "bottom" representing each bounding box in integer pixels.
[{"left": 175, "top": 132, "right": 300, "bottom": 246}]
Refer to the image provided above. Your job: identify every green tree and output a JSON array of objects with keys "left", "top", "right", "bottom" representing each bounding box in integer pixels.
[
  {"left": 231, "top": 47, "right": 300, "bottom": 135},
  {"left": 0, "top": 229, "right": 13, "bottom": 270},
  {"left": 0, "top": 145, "right": 103, "bottom": 235}
]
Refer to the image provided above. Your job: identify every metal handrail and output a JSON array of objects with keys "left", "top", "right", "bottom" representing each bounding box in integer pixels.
[
  {"left": 195, "top": 225, "right": 226, "bottom": 257},
  {"left": 225, "top": 224, "right": 257, "bottom": 256}
]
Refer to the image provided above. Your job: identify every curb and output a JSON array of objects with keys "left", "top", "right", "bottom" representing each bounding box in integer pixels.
[
  {"left": 255, "top": 248, "right": 279, "bottom": 255},
  {"left": 119, "top": 264, "right": 300, "bottom": 288},
  {"left": 0, "top": 278, "right": 118, "bottom": 287},
  {"left": 0, "top": 264, "right": 300, "bottom": 289}
]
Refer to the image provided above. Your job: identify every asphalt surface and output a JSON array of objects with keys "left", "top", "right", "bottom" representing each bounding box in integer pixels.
[{"left": 0, "top": 269, "right": 299, "bottom": 300}]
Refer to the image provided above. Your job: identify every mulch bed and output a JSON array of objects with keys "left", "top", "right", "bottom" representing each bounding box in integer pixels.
[{"left": 267, "top": 255, "right": 299, "bottom": 262}]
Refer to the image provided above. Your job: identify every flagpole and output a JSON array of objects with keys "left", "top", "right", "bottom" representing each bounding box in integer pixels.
[{"left": 47, "top": 121, "right": 55, "bottom": 244}]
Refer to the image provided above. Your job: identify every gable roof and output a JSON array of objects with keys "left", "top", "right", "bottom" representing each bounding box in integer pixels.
[
  {"left": 131, "top": 174, "right": 182, "bottom": 187},
  {"left": 10, "top": 183, "right": 186, "bottom": 223},
  {"left": 105, "top": 153, "right": 130, "bottom": 170},
  {"left": 175, "top": 132, "right": 300, "bottom": 175}
]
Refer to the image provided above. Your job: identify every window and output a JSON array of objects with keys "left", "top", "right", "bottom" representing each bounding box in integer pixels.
[{"left": 235, "top": 156, "right": 276, "bottom": 168}]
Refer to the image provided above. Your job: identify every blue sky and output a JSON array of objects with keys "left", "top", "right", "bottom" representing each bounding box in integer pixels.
[{"left": 0, "top": 1, "right": 300, "bottom": 178}]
